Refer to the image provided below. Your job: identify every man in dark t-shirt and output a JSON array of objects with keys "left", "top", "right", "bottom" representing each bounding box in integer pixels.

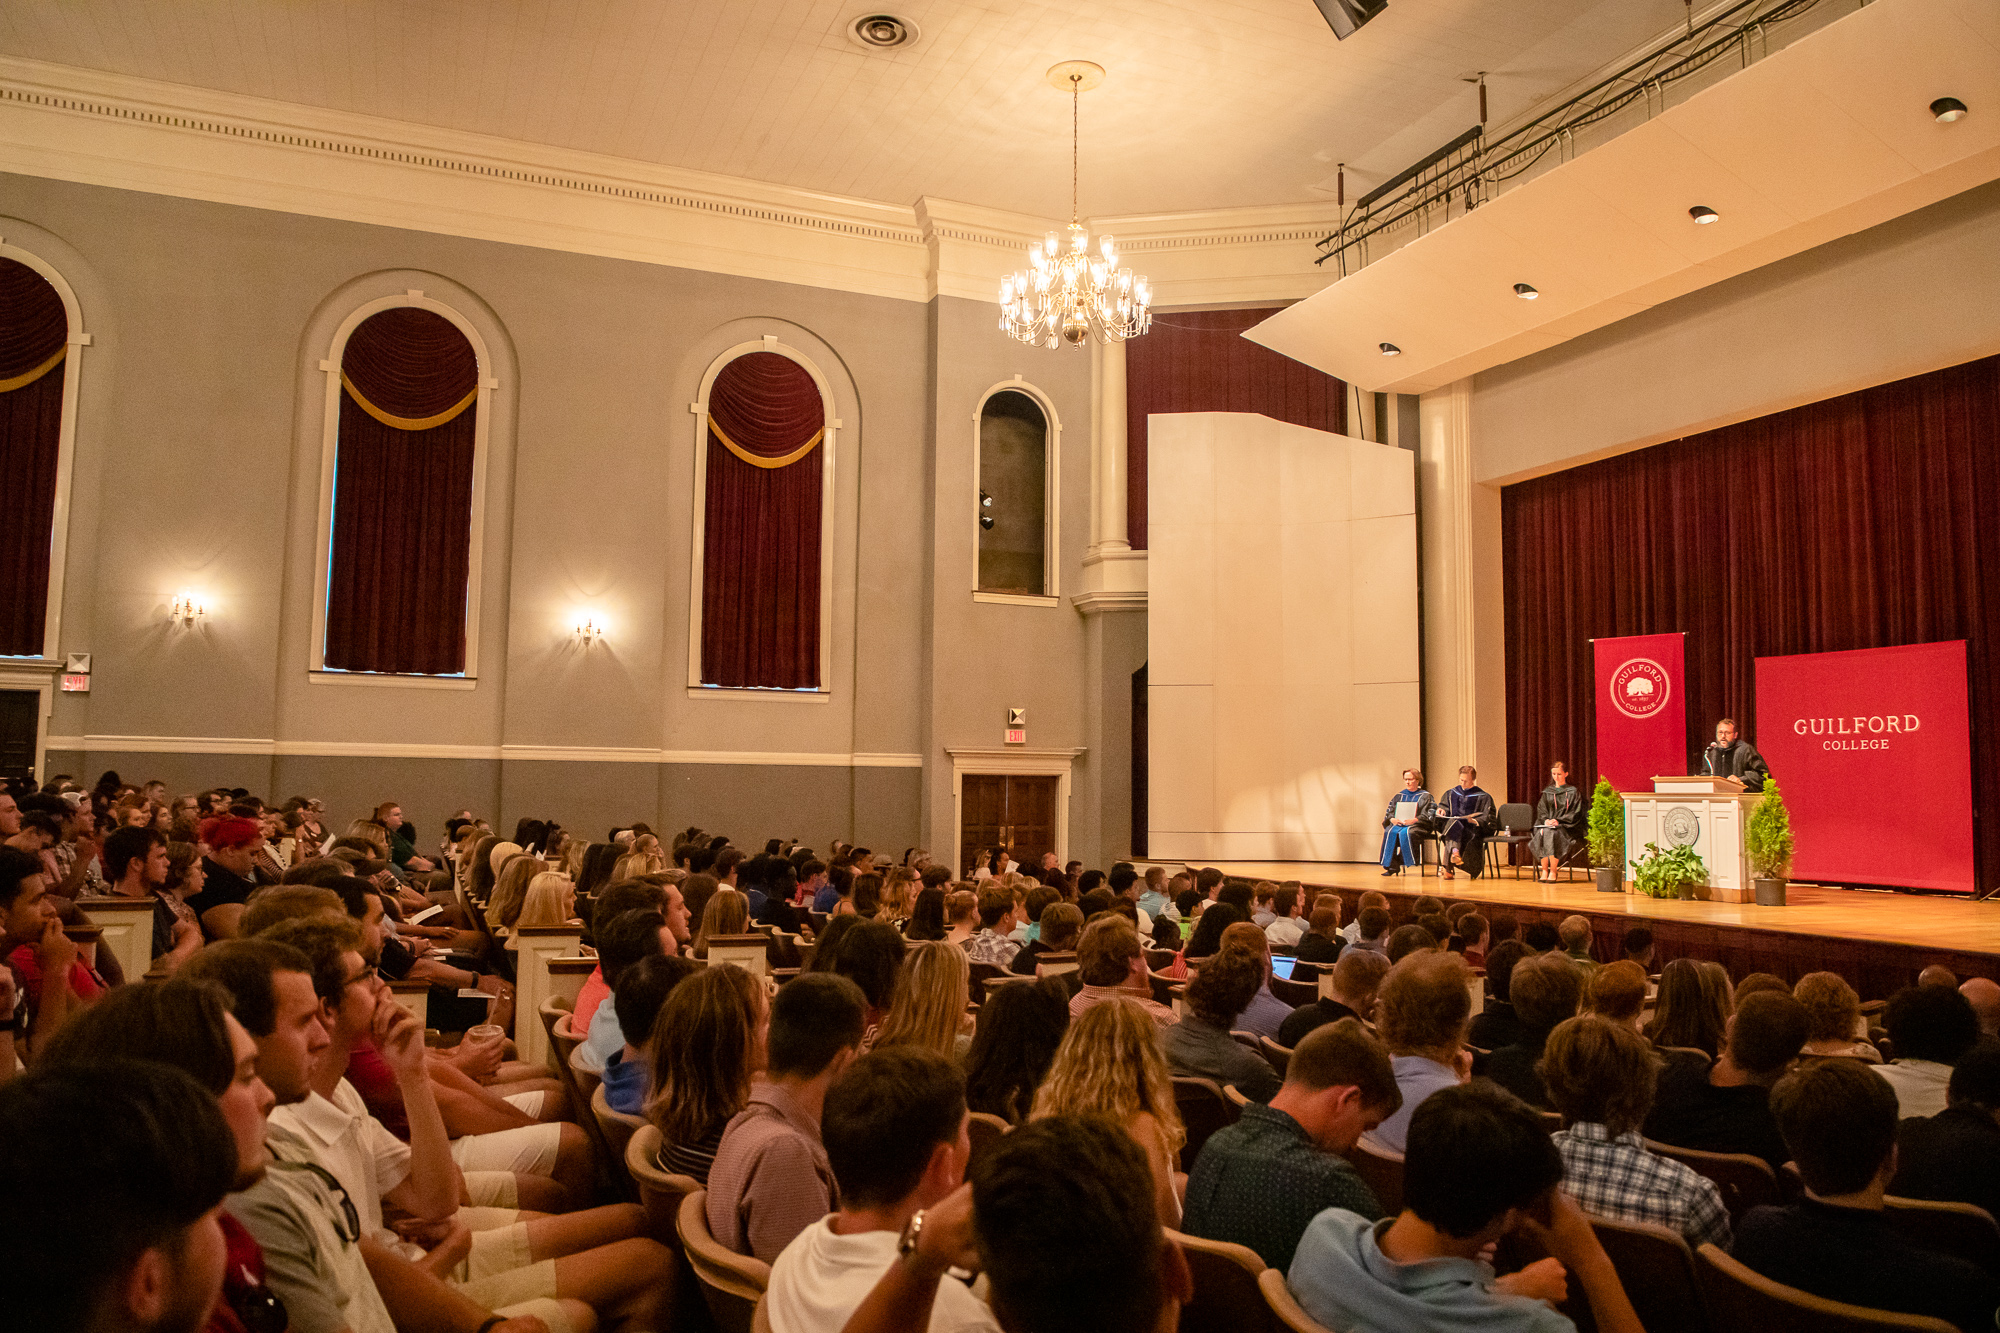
[
  {"left": 1893, "top": 1039, "right": 2000, "bottom": 1222},
  {"left": 1277, "top": 949, "right": 1387, "bottom": 1050},
  {"left": 1734, "top": 1058, "right": 1999, "bottom": 1332},
  {"left": 1644, "top": 991, "right": 1807, "bottom": 1172}
]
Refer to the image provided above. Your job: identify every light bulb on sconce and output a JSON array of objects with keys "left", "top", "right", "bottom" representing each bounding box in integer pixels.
[
  {"left": 574, "top": 616, "right": 606, "bottom": 646},
  {"left": 169, "top": 592, "right": 205, "bottom": 627}
]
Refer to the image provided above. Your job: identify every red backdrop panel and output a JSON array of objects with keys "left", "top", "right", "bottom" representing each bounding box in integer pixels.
[
  {"left": 1757, "top": 641, "right": 1973, "bottom": 894},
  {"left": 1593, "top": 633, "right": 1687, "bottom": 792}
]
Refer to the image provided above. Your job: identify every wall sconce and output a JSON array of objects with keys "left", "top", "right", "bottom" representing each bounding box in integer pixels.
[
  {"left": 979, "top": 490, "right": 996, "bottom": 531},
  {"left": 169, "top": 591, "right": 205, "bottom": 627},
  {"left": 574, "top": 616, "right": 606, "bottom": 646}
]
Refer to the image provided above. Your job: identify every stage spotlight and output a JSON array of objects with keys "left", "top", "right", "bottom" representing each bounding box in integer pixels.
[
  {"left": 1513, "top": 283, "right": 1539, "bottom": 300},
  {"left": 1931, "top": 97, "right": 1968, "bottom": 123},
  {"left": 1689, "top": 205, "right": 1718, "bottom": 224},
  {"left": 1379, "top": 342, "right": 1401, "bottom": 356}
]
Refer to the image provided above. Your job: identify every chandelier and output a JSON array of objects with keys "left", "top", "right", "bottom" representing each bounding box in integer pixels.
[{"left": 998, "top": 62, "right": 1152, "bottom": 348}]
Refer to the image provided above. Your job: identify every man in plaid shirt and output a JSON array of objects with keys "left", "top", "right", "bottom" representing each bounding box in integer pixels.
[{"left": 1539, "top": 1014, "right": 1730, "bottom": 1249}]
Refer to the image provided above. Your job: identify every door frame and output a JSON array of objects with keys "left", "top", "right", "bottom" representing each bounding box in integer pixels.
[
  {"left": 0, "top": 667, "right": 54, "bottom": 786},
  {"left": 945, "top": 747, "right": 1084, "bottom": 867}
]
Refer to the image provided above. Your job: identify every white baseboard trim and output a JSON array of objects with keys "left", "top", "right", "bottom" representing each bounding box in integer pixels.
[{"left": 45, "top": 734, "right": 925, "bottom": 768}]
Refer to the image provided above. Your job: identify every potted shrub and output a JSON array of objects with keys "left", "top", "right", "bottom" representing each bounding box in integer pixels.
[
  {"left": 1746, "top": 779, "right": 1795, "bottom": 907},
  {"left": 1631, "top": 840, "right": 1707, "bottom": 901},
  {"left": 1586, "top": 776, "right": 1625, "bottom": 893}
]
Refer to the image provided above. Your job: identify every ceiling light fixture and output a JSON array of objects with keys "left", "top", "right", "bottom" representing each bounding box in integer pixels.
[
  {"left": 1379, "top": 342, "right": 1401, "bottom": 356},
  {"left": 1931, "top": 97, "right": 1968, "bottom": 123},
  {"left": 998, "top": 62, "right": 1152, "bottom": 349},
  {"left": 1688, "top": 205, "right": 1719, "bottom": 224},
  {"left": 1513, "top": 283, "right": 1539, "bottom": 300}
]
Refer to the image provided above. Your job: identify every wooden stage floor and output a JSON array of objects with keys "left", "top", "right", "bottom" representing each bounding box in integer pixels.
[{"left": 1203, "top": 861, "right": 2000, "bottom": 968}]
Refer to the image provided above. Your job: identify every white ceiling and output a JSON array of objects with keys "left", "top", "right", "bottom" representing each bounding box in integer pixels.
[{"left": 0, "top": 0, "right": 1699, "bottom": 217}]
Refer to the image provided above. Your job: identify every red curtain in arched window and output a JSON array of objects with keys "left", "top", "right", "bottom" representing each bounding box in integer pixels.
[
  {"left": 325, "top": 308, "right": 478, "bottom": 675},
  {"left": 701, "top": 352, "right": 825, "bottom": 689},
  {"left": 0, "top": 258, "right": 67, "bottom": 657}
]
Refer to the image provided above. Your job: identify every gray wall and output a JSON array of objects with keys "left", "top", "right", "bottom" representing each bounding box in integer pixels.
[{"left": 6, "top": 174, "right": 1105, "bottom": 858}]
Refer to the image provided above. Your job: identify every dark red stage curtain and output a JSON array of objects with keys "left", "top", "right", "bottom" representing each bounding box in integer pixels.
[
  {"left": 701, "top": 352, "right": 824, "bottom": 689},
  {"left": 325, "top": 308, "right": 478, "bottom": 676},
  {"left": 1123, "top": 308, "right": 1346, "bottom": 549},
  {"left": 1503, "top": 353, "right": 2000, "bottom": 890},
  {"left": 0, "top": 258, "right": 68, "bottom": 657}
]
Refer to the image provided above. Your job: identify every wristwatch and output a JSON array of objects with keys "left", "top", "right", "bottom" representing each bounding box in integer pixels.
[{"left": 896, "top": 1209, "right": 926, "bottom": 1264}]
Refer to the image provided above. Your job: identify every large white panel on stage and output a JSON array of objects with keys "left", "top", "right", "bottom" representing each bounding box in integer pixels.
[{"left": 1149, "top": 413, "right": 1419, "bottom": 862}]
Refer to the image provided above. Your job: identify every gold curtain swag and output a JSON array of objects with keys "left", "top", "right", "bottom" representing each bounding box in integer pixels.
[
  {"left": 341, "top": 372, "right": 477, "bottom": 431},
  {"left": 0, "top": 346, "right": 65, "bottom": 394},
  {"left": 710, "top": 417, "right": 823, "bottom": 469}
]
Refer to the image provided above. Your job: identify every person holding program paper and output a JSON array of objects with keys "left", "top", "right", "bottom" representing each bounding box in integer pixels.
[
  {"left": 1439, "top": 766, "right": 1496, "bottom": 881},
  {"left": 1530, "top": 761, "right": 1587, "bottom": 883},
  {"left": 1379, "top": 769, "right": 1434, "bottom": 876}
]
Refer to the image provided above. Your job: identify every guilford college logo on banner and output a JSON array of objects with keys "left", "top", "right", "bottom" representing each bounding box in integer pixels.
[
  {"left": 1792, "top": 714, "right": 1921, "bottom": 752},
  {"left": 1609, "top": 659, "right": 1673, "bottom": 720}
]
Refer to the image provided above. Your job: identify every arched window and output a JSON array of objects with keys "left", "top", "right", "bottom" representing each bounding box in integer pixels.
[
  {"left": 693, "top": 346, "right": 832, "bottom": 691},
  {"left": 320, "top": 305, "right": 482, "bottom": 676},
  {"left": 973, "top": 381, "right": 1061, "bottom": 603},
  {"left": 0, "top": 252, "right": 81, "bottom": 659}
]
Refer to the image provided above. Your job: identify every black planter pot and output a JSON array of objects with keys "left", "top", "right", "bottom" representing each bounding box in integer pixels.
[
  {"left": 1592, "top": 867, "right": 1620, "bottom": 893},
  {"left": 1754, "top": 877, "right": 1788, "bottom": 906}
]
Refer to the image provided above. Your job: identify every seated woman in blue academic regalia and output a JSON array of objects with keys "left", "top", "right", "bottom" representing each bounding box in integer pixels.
[
  {"left": 1439, "top": 764, "right": 1496, "bottom": 880},
  {"left": 1379, "top": 767, "right": 1435, "bottom": 876},
  {"left": 1529, "top": 760, "right": 1588, "bottom": 883}
]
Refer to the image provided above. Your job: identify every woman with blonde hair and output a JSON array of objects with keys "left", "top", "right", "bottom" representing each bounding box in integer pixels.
[
  {"left": 614, "top": 845, "right": 666, "bottom": 883},
  {"left": 342, "top": 819, "right": 391, "bottom": 860},
  {"left": 879, "top": 865, "right": 919, "bottom": 924},
  {"left": 1031, "top": 997, "right": 1186, "bottom": 1226},
  {"left": 872, "top": 940, "right": 973, "bottom": 1061},
  {"left": 692, "top": 887, "right": 749, "bottom": 959},
  {"left": 514, "top": 871, "right": 580, "bottom": 929},
  {"left": 485, "top": 854, "right": 547, "bottom": 931},
  {"left": 646, "top": 963, "right": 768, "bottom": 1183},
  {"left": 1795, "top": 971, "right": 1882, "bottom": 1062},
  {"left": 1644, "top": 958, "right": 1729, "bottom": 1058}
]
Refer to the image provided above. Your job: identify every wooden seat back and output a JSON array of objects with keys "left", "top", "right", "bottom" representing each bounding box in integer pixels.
[
  {"left": 591, "top": 1082, "right": 648, "bottom": 1196},
  {"left": 1590, "top": 1213, "right": 1707, "bottom": 1333},
  {"left": 1883, "top": 1195, "right": 2000, "bottom": 1273},
  {"left": 624, "top": 1124, "right": 700, "bottom": 1246},
  {"left": 1168, "top": 1229, "right": 1274, "bottom": 1333},
  {"left": 1171, "top": 1076, "right": 1240, "bottom": 1172},
  {"left": 1644, "top": 1139, "right": 1778, "bottom": 1221},
  {"left": 1694, "top": 1242, "right": 1956, "bottom": 1332},
  {"left": 1257, "top": 1267, "right": 1337, "bottom": 1333},
  {"left": 1348, "top": 1141, "right": 1405, "bottom": 1216},
  {"left": 679, "top": 1189, "right": 772, "bottom": 1333}
]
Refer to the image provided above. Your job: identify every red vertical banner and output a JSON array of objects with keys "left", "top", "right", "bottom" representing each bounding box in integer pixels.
[
  {"left": 1593, "top": 633, "right": 1688, "bottom": 792},
  {"left": 1756, "top": 642, "right": 1973, "bottom": 894}
]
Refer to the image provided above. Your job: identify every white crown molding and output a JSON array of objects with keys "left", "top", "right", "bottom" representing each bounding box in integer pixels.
[
  {"left": 45, "top": 732, "right": 925, "bottom": 768},
  {"left": 0, "top": 56, "right": 1347, "bottom": 311}
]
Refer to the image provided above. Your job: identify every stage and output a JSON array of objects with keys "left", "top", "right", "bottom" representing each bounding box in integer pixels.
[{"left": 1200, "top": 861, "right": 2000, "bottom": 999}]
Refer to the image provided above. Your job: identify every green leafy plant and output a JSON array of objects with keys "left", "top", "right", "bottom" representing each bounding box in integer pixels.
[
  {"left": 1631, "top": 840, "right": 1707, "bottom": 900},
  {"left": 1746, "top": 779, "right": 1795, "bottom": 880},
  {"left": 1587, "top": 776, "right": 1625, "bottom": 868}
]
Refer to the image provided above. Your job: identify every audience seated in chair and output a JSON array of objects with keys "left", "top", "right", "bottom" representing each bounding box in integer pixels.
[
  {"left": 1543, "top": 1014, "right": 1731, "bottom": 1249},
  {"left": 1216, "top": 921, "right": 1296, "bottom": 1041},
  {"left": 1468, "top": 940, "right": 1532, "bottom": 1054},
  {"left": 574, "top": 902, "right": 686, "bottom": 1077},
  {"left": 1068, "top": 916, "right": 1177, "bottom": 1027},
  {"left": 1959, "top": 977, "right": 2000, "bottom": 1039},
  {"left": 1362, "top": 951, "right": 1474, "bottom": 1156},
  {"left": 709, "top": 972, "right": 869, "bottom": 1263},
  {"left": 1031, "top": 996, "right": 1187, "bottom": 1228},
  {"left": 764, "top": 1048, "right": 997, "bottom": 1333},
  {"left": 1893, "top": 1039, "right": 2000, "bottom": 1223},
  {"left": 1644, "top": 958, "right": 1729, "bottom": 1060},
  {"left": 1484, "top": 953, "right": 1584, "bottom": 1110},
  {"left": 1794, "top": 970, "right": 1883, "bottom": 1063},
  {"left": 963, "top": 977, "right": 1071, "bottom": 1126},
  {"left": 1644, "top": 990, "right": 1809, "bottom": 1173},
  {"left": 1279, "top": 946, "right": 1388, "bottom": 1050},
  {"left": 1585, "top": 960, "right": 1648, "bottom": 1034},
  {"left": 601, "top": 952, "right": 702, "bottom": 1115},
  {"left": 1874, "top": 984, "right": 1982, "bottom": 1119},
  {"left": 1289, "top": 1080, "right": 1645, "bottom": 1333},
  {"left": 648, "top": 963, "right": 769, "bottom": 1186},
  {"left": 1183, "top": 1018, "right": 1400, "bottom": 1270},
  {"left": 1732, "top": 1057, "right": 2000, "bottom": 1332},
  {"left": 1163, "top": 946, "right": 1283, "bottom": 1103},
  {"left": 1556, "top": 916, "right": 1599, "bottom": 978}
]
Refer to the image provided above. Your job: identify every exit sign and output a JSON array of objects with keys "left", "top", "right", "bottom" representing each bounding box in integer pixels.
[
  {"left": 1004, "top": 728, "right": 1025, "bottom": 745},
  {"left": 60, "top": 673, "right": 90, "bottom": 693}
]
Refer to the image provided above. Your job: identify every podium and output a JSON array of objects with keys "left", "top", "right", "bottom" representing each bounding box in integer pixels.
[{"left": 1623, "top": 776, "right": 1763, "bottom": 903}]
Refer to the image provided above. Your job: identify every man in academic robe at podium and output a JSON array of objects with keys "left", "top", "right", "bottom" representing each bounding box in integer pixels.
[{"left": 1699, "top": 718, "right": 1770, "bottom": 791}]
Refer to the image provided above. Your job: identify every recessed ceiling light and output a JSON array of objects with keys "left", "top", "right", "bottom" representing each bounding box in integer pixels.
[
  {"left": 1689, "top": 205, "right": 1719, "bottom": 224},
  {"left": 1513, "top": 283, "right": 1539, "bottom": 300},
  {"left": 849, "top": 14, "right": 920, "bottom": 50},
  {"left": 1931, "top": 97, "right": 1968, "bottom": 123},
  {"left": 1379, "top": 342, "right": 1401, "bottom": 356}
]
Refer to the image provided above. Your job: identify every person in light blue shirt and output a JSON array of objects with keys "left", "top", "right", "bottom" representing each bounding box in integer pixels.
[
  {"left": 600, "top": 952, "right": 701, "bottom": 1114},
  {"left": 1289, "top": 1082, "right": 1645, "bottom": 1333},
  {"left": 1361, "top": 951, "right": 1474, "bottom": 1155},
  {"left": 1135, "top": 867, "right": 1176, "bottom": 923}
]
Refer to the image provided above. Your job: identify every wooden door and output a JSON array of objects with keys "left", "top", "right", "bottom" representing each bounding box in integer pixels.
[
  {"left": 958, "top": 774, "right": 1061, "bottom": 876},
  {"left": 0, "top": 691, "right": 35, "bottom": 786}
]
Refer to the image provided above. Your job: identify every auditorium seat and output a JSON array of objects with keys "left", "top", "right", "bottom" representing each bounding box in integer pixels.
[
  {"left": 1258, "top": 1267, "right": 1337, "bottom": 1333},
  {"left": 1490, "top": 804, "right": 1534, "bottom": 876},
  {"left": 966, "top": 1110, "right": 1011, "bottom": 1167},
  {"left": 624, "top": 1124, "right": 700, "bottom": 1246},
  {"left": 1224, "top": 1083, "right": 1252, "bottom": 1110},
  {"left": 1269, "top": 974, "right": 1317, "bottom": 1007},
  {"left": 1259, "top": 1036, "right": 1292, "bottom": 1077},
  {"left": 1172, "top": 1076, "right": 1239, "bottom": 1171},
  {"left": 591, "top": 1083, "right": 647, "bottom": 1198},
  {"left": 1348, "top": 1140, "right": 1405, "bottom": 1216},
  {"left": 1034, "top": 950, "right": 1079, "bottom": 976},
  {"left": 1882, "top": 1196, "right": 2000, "bottom": 1273},
  {"left": 1695, "top": 1243, "right": 1956, "bottom": 1332},
  {"left": 679, "top": 1189, "right": 771, "bottom": 1333},
  {"left": 1146, "top": 948, "right": 1180, "bottom": 970},
  {"left": 1168, "top": 1229, "right": 1275, "bottom": 1333},
  {"left": 967, "top": 960, "right": 1005, "bottom": 1002},
  {"left": 1231, "top": 1029, "right": 1262, "bottom": 1053},
  {"left": 1590, "top": 1213, "right": 1708, "bottom": 1333},
  {"left": 1644, "top": 1141, "right": 1778, "bottom": 1222}
]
